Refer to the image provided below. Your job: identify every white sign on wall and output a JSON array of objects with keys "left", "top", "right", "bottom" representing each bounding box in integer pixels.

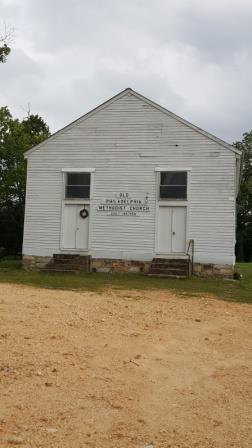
[{"left": 97, "top": 192, "right": 150, "bottom": 216}]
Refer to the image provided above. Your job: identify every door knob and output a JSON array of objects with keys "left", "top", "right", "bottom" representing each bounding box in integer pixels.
[{"left": 172, "top": 231, "right": 175, "bottom": 235}]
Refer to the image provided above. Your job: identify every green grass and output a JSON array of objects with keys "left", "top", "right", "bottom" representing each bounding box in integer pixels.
[{"left": 0, "top": 258, "right": 251, "bottom": 304}]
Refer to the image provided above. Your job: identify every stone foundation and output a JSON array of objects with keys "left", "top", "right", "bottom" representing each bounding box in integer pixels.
[
  {"left": 193, "top": 263, "right": 234, "bottom": 279},
  {"left": 91, "top": 258, "right": 151, "bottom": 273},
  {"left": 22, "top": 255, "right": 52, "bottom": 271},
  {"left": 23, "top": 255, "right": 234, "bottom": 279},
  {"left": 22, "top": 255, "right": 151, "bottom": 274},
  {"left": 92, "top": 259, "right": 234, "bottom": 278}
]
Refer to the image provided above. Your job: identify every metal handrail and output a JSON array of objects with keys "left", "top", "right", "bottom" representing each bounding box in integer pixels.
[{"left": 186, "top": 239, "right": 194, "bottom": 276}]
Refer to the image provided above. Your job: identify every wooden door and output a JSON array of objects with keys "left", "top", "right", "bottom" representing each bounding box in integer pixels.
[
  {"left": 157, "top": 206, "right": 186, "bottom": 253},
  {"left": 62, "top": 204, "right": 89, "bottom": 250}
]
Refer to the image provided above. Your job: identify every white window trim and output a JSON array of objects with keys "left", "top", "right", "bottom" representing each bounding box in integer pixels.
[
  {"left": 155, "top": 167, "right": 192, "bottom": 172},
  {"left": 159, "top": 201, "right": 188, "bottom": 207},
  {"left": 62, "top": 168, "right": 95, "bottom": 173},
  {"left": 63, "top": 170, "right": 91, "bottom": 202},
  {"left": 64, "top": 199, "right": 91, "bottom": 205},
  {"left": 158, "top": 169, "right": 189, "bottom": 202}
]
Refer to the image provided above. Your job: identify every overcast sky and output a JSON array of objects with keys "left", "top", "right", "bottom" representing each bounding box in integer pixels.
[{"left": 0, "top": 0, "right": 251, "bottom": 142}]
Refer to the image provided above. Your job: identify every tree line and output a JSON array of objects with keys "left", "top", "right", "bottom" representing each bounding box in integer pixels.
[
  {"left": 0, "top": 108, "right": 50, "bottom": 255},
  {"left": 234, "top": 132, "right": 252, "bottom": 261}
]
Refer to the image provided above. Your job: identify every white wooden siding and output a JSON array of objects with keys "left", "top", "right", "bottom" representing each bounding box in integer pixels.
[{"left": 23, "top": 92, "right": 236, "bottom": 264}]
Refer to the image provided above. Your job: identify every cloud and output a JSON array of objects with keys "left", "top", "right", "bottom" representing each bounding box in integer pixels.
[{"left": 0, "top": 0, "right": 251, "bottom": 142}]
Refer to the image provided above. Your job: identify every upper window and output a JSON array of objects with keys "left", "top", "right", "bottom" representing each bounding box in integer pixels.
[
  {"left": 65, "top": 172, "right": 90, "bottom": 199},
  {"left": 160, "top": 171, "right": 187, "bottom": 200}
]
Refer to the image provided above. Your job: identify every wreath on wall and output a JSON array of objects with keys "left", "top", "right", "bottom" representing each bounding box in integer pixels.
[{"left": 80, "top": 206, "right": 89, "bottom": 219}]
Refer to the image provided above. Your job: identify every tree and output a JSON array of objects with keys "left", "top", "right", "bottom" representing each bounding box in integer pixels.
[
  {"left": 234, "top": 131, "right": 252, "bottom": 261},
  {"left": 0, "top": 24, "right": 14, "bottom": 63},
  {"left": 0, "top": 107, "right": 50, "bottom": 254},
  {"left": 0, "top": 43, "right": 10, "bottom": 63}
]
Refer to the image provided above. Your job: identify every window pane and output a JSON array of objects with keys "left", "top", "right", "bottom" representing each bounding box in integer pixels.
[
  {"left": 160, "top": 171, "right": 187, "bottom": 186},
  {"left": 67, "top": 173, "right": 90, "bottom": 186},
  {"left": 160, "top": 185, "right": 187, "bottom": 199},
  {"left": 66, "top": 185, "right": 90, "bottom": 199}
]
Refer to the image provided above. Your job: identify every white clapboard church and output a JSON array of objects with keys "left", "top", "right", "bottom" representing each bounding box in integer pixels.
[{"left": 22, "top": 88, "right": 241, "bottom": 278}]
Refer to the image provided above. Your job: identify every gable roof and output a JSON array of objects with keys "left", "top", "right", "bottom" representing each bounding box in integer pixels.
[{"left": 24, "top": 87, "right": 241, "bottom": 158}]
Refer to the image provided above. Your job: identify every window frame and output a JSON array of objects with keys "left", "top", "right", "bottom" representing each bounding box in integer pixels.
[
  {"left": 62, "top": 168, "right": 95, "bottom": 203},
  {"left": 65, "top": 172, "right": 91, "bottom": 200},
  {"left": 158, "top": 170, "right": 188, "bottom": 201}
]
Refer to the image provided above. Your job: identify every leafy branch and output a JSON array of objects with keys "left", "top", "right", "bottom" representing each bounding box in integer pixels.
[{"left": 0, "top": 22, "right": 15, "bottom": 63}]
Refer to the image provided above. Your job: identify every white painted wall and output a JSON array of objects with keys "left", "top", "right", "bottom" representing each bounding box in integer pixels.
[{"left": 23, "top": 91, "right": 237, "bottom": 265}]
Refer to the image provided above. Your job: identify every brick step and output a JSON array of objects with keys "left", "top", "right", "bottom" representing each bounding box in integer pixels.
[
  {"left": 147, "top": 273, "right": 187, "bottom": 279},
  {"left": 149, "top": 269, "right": 188, "bottom": 276},
  {"left": 53, "top": 254, "right": 78, "bottom": 259},
  {"left": 148, "top": 257, "right": 190, "bottom": 279},
  {"left": 150, "top": 263, "right": 189, "bottom": 269},
  {"left": 41, "top": 269, "right": 80, "bottom": 274},
  {"left": 50, "top": 259, "right": 89, "bottom": 266},
  {"left": 47, "top": 264, "right": 87, "bottom": 271},
  {"left": 150, "top": 264, "right": 188, "bottom": 270},
  {"left": 152, "top": 258, "right": 188, "bottom": 264},
  {"left": 53, "top": 254, "right": 90, "bottom": 263},
  {"left": 49, "top": 254, "right": 91, "bottom": 273}
]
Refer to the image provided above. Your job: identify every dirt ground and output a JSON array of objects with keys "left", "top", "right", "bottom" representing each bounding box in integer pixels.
[{"left": 0, "top": 283, "right": 251, "bottom": 448}]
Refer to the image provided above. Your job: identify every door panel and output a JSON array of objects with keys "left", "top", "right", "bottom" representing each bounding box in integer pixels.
[
  {"left": 157, "top": 206, "right": 186, "bottom": 254},
  {"left": 171, "top": 207, "right": 186, "bottom": 252},
  {"left": 157, "top": 206, "right": 172, "bottom": 253},
  {"left": 62, "top": 204, "right": 89, "bottom": 250},
  {"left": 76, "top": 205, "right": 89, "bottom": 249},
  {"left": 62, "top": 204, "right": 76, "bottom": 248}
]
